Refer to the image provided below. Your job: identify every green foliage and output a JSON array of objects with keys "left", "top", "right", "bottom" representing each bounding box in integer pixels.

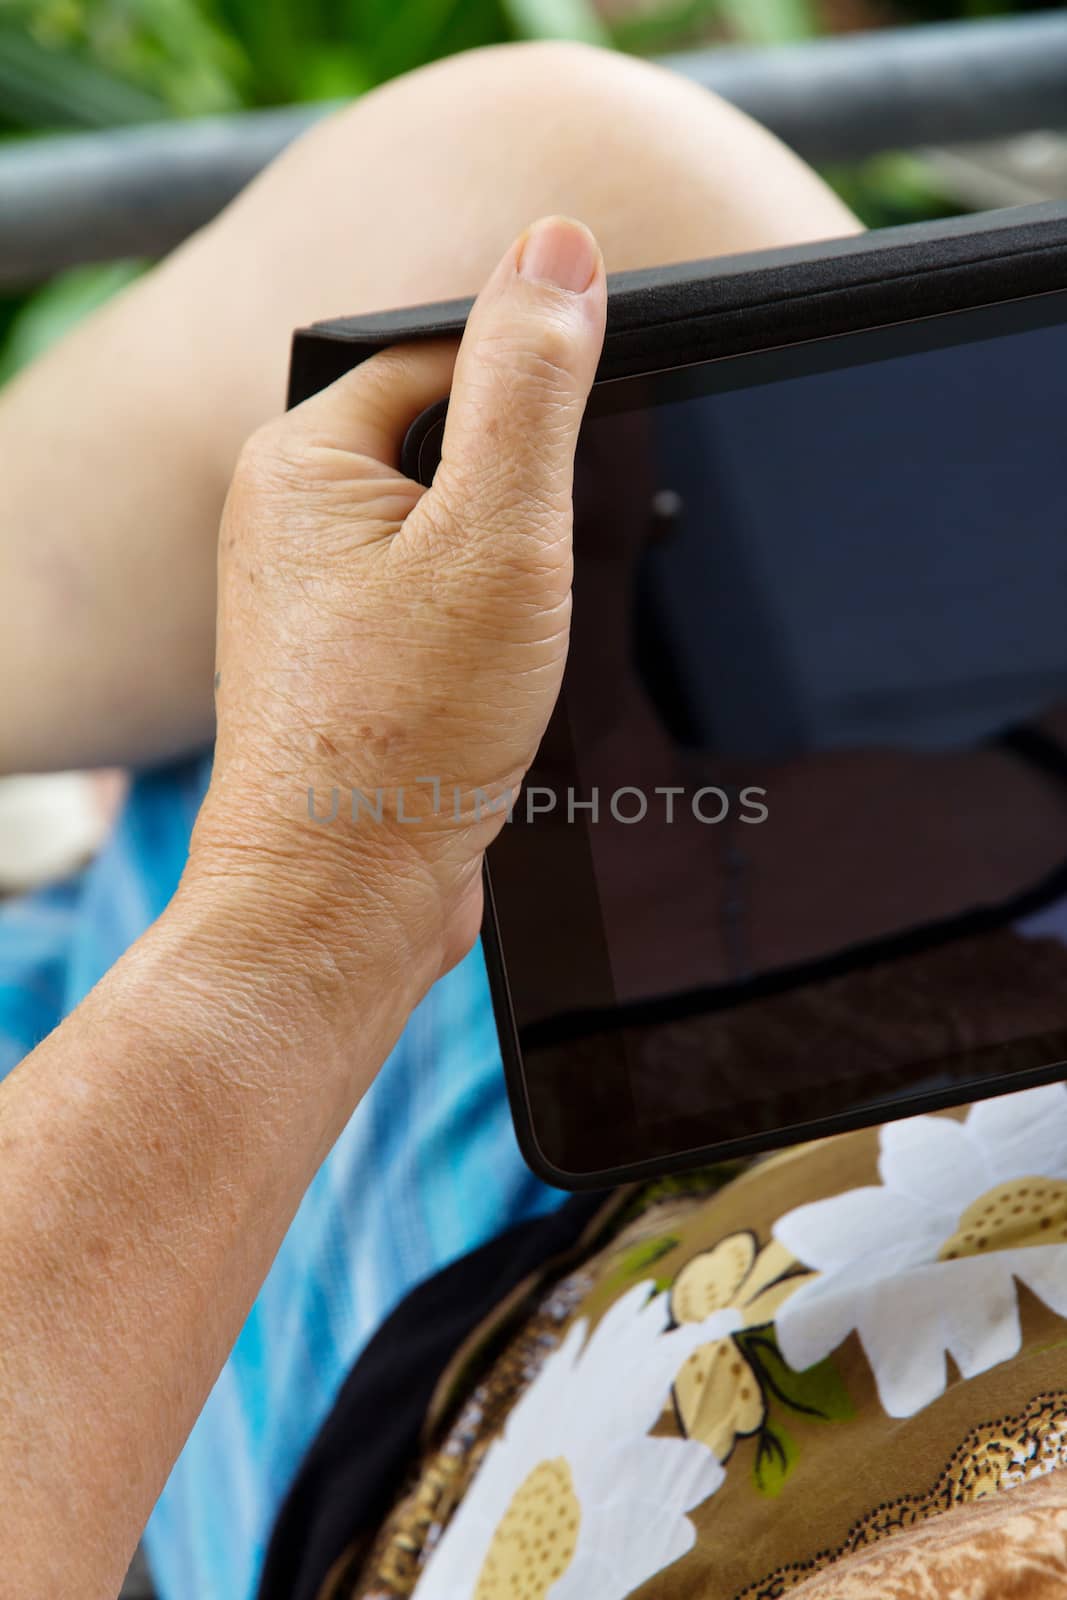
[
  {"left": 605, "top": 1234, "right": 681, "bottom": 1291},
  {"left": 0, "top": 0, "right": 613, "bottom": 127},
  {"left": 502, "top": 0, "right": 608, "bottom": 45},
  {"left": 738, "top": 1326, "right": 854, "bottom": 1496},
  {"left": 715, "top": 0, "right": 816, "bottom": 44},
  {"left": 739, "top": 1328, "right": 856, "bottom": 1425},
  {"left": 0, "top": 0, "right": 246, "bottom": 126},
  {"left": 823, "top": 150, "right": 957, "bottom": 229},
  {"left": 0, "top": 24, "right": 164, "bottom": 127},
  {"left": 0, "top": 0, "right": 1045, "bottom": 135},
  {"left": 609, "top": 0, "right": 818, "bottom": 53},
  {"left": 753, "top": 1418, "right": 798, "bottom": 1496}
]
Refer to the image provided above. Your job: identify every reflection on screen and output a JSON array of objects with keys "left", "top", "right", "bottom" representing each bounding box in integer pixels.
[{"left": 487, "top": 302, "right": 1067, "bottom": 1175}]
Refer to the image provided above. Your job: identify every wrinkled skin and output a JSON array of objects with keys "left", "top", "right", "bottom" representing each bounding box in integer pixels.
[{"left": 190, "top": 220, "right": 606, "bottom": 1017}]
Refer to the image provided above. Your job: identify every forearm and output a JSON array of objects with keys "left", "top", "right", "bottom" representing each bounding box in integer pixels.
[
  {"left": 0, "top": 872, "right": 418, "bottom": 1598},
  {"left": 0, "top": 201, "right": 607, "bottom": 1595}
]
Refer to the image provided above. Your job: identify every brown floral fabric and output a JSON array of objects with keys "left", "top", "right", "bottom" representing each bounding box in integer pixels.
[{"left": 329, "top": 1091, "right": 1067, "bottom": 1600}]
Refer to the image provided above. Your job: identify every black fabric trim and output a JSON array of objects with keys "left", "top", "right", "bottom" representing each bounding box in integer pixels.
[
  {"left": 288, "top": 203, "right": 1067, "bottom": 406},
  {"left": 255, "top": 1190, "right": 606, "bottom": 1600}
]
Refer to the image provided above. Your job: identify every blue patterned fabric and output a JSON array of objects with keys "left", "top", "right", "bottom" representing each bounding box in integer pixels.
[{"left": 0, "top": 754, "right": 562, "bottom": 1600}]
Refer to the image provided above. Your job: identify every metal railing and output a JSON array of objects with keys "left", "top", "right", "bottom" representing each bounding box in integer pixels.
[{"left": 1, "top": 11, "right": 1066, "bottom": 286}]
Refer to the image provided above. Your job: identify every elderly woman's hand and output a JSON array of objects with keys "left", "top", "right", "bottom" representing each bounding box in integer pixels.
[
  {"left": 0, "top": 223, "right": 603, "bottom": 1597},
  {"left": 185, "top": 217, "right": 605, "bottom": 1035}
]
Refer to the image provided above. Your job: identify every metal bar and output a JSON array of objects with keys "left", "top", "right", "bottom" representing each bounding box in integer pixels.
[
  {"left": 1, "top": 12, "right": 1066, "bottom": 287},
  {"left": 920, "top": 134, "right": 1067, "bottom": 212},
  {"left": 0, "top": 106, "right": 310, "bottom": 287},
  {"left": 661, "top": 12, "right": 1067, "bottom": 166}
]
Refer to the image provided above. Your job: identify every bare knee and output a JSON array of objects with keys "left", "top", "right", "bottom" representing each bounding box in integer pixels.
[
  {"left": 410, "top": 37, "right": 859, "bottom": 265},
  {"left": 223, "top": 35, "right": 858, "bottom": 292},
  {"left": 185, "top": 37, "right": 859, "bottom": 452}
]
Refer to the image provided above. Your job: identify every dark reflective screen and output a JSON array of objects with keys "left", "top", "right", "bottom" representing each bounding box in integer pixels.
[{"left": 487, "top": 292, "right": 1067, "bottom": 1180}]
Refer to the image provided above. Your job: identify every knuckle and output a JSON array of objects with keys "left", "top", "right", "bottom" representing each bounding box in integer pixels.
[
  {"left": 341, "top": 354, "right": 398, "bottom": 430},
  {"left": 417, "top": 473, "right": 572, "bottom": 594},
  {"left": 428, "top": 435, "right": 570, "bottom": 554},
  {"left": 522, "top": 316, "right": 581, "bottom": 394},
  {"left": 224, "top": 421, "right": 324, "bottom": 569},
  {"left": 410, "top": 474, "right": 473, "bottom": 558},
  {"left": 355, "top": 345, "right": 422, "bottom": 404},
  {"left": 481, "top": 312, "right": 579, "bottom": 404},
  {"left": 233, "top": 418, "right": 306, "bottom": 501}
]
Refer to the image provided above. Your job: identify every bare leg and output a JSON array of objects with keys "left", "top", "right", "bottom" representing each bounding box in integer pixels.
[{"left": 0, "top": 41, "right": 858, "bottom": 775}]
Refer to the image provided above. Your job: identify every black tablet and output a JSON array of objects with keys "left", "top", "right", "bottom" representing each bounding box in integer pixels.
[{"left": 290, "top": 201, "right": 1067, "bottom": 1189}]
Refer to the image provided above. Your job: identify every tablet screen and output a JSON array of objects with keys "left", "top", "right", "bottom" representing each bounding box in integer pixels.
[{"left": 487, "top": 287, "right": 1067, "bottom": 1181}]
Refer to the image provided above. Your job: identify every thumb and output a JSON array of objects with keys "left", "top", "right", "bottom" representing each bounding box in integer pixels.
[{"left": 418, "top": 215, "right": 606, "bottom": 561}]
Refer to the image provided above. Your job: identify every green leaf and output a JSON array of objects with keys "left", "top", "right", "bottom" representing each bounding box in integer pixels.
[
  {"left": 501, "top": 0, "right": 609, "bottom": 45},
  {"left": 363, "top": 0, "right": 475, "bottom": 86},
  {"left": 212, "top": 0, "right": 317, "bottom": 104},
  {"left": 606, "top": 1234, "right": 680, "bottom": 1290},
  {"left": 91, "top": 0, "right": 250, "bottom": 116},
  {"left": 0, "top": 23, "right": 168, "bottom": 127},
  {"left": 716, "top": 0, "right": 817, "bottom": 45},
  {"left": 753, "top": 1419, "right": 798, "bottom": 1497},
  {"left": 432, "top": 0, "right": 511, "bottom": 61},
  {"left": 293, "top": 43, "right": 372, "bottom": 101},
  {"left": 741, "top": 1328, "right": 855, "bottom": 1424},
  {"left": 822, "top": 153, "right": 955, "bottom": 232},
  {"left": 608, "top": 0, "right": 722, "bottom": 55}
]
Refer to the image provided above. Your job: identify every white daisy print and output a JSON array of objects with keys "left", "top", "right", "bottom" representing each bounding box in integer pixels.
[
  {"left": 411, "top": 1281, "right": 741, "bottom": 1600},
  {"left": 774, "top": 1085, "right": 1067, "bottom": 1420}
]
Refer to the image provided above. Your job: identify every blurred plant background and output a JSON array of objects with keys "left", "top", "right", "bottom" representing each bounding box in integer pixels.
[{"left": 0, "top": 0, "right": 1060, "bottom": 377}]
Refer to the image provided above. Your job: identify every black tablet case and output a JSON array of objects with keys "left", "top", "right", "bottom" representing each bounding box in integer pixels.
[
  {"left": 287, "top": 201, "right": 1067, "bottom": 1186},
  {"left": 289, "top": 201, "right": 1067, "bottom": 408}
]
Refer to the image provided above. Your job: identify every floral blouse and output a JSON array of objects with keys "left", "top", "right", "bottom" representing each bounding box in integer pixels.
[{"left": 325, "top": 1083, "right": 1067, "bottom": 1600}]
